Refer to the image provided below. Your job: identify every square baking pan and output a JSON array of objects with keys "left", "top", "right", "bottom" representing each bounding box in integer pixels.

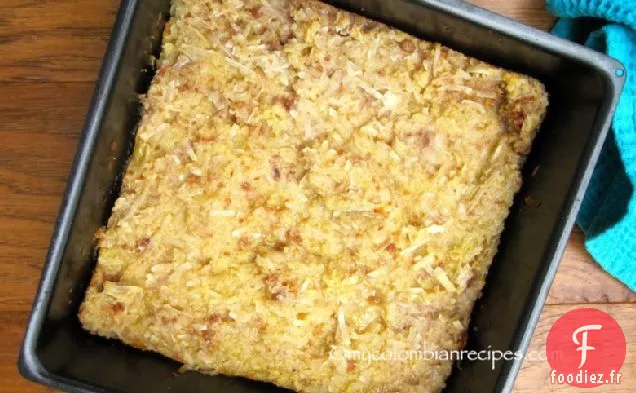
[{"left": 19, "top": 0, "right": 624, "bottom": 392}]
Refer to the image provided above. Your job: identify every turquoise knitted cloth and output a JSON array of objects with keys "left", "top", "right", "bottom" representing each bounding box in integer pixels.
[{"left": 548, "top": 0, "right": 636, "bottom": 291}]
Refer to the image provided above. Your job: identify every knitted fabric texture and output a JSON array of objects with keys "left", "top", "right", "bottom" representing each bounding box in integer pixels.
[{"left": 549, "top": 0, "right": 636, "bottom": 291}]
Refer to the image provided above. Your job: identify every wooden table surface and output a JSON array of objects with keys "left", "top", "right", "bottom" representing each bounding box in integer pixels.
[{"left": 0, "top": 0, "right": 633, "bottom": 392}]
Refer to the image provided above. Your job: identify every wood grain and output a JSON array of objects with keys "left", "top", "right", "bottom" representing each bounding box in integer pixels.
[
  {"left": 0, "top": 0, "right": 116, "bottom": 390},
  {"left": 467, "top": 0, "right": 556, "bottom": 30},
  {"left": 0, "top": 83, "right": 94, "bottom": 317},
  {"left": 0, "top": 0, "right": 118, "bottom": 83},
  {"left": 0, "top": 1, "right": 632, "bottom": 393},
  {"left": 548, "top": 228, "right": 636, "bottom": 304}
]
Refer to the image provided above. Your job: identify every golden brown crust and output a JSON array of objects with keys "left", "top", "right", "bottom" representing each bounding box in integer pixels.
[{"left": 79, "top": 1, "right": 548, "bottom": 392}]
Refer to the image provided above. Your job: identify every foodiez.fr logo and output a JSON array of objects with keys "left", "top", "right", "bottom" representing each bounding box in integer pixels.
[{"left": 546, "top": 308, "right": 626, "bottom": 388}]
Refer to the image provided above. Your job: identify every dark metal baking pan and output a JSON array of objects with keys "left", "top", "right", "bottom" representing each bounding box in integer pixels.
[{"left": 19, "top": 0, "right": 624, "bottom": 392}]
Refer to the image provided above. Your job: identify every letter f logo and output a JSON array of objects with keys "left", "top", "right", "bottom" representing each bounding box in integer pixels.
[{"left": 572, "top": 324, "right": 602, "bottom": 368}]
